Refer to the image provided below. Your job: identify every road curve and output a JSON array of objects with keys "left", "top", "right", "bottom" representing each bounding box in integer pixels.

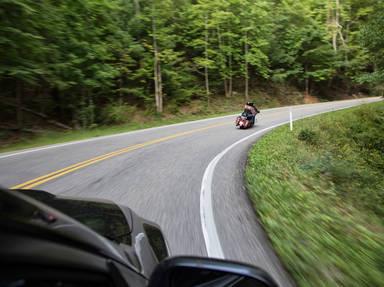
[{"left": 0, "top": 97, "right": 381, "bottom": 286}]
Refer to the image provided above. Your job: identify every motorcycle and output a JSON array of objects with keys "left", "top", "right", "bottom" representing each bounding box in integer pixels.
[{"left": 235, "top": 111, "right": 255, "bottom": 129}]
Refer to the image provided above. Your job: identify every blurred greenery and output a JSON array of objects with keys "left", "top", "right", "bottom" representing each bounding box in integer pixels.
[{"left": 246, "top": 101, "right": 384, "bottom": 286}]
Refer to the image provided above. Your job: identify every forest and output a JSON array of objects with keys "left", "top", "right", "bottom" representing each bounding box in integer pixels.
[{"left": 1, "top": 0, "right": 383, "bottom": 130}]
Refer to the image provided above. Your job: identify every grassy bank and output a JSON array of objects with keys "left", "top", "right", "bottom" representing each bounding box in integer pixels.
[{"left": 246, "top": 102, "right": 384, "bottom": 286}]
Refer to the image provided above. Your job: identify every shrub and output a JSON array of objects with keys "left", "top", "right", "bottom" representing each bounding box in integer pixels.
[
  {"left": 298, "top": 128, "right": 318, "bottom": 145},
  {"left": 102, "top": 102, "right": 136, "bottom": 124}
]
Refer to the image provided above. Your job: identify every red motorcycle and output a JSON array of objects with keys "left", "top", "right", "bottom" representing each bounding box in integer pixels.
[{"left": 235, "top": 112, "right": 255, "bottom": 129}]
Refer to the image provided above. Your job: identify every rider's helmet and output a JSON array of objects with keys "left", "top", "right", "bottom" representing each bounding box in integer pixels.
[{"left": 246, "top": 102, "right": 254, "bottom": 107}]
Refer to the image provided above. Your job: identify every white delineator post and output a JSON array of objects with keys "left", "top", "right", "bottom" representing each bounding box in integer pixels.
[{"left": 289, "top": 108, "right": 293, "bottom": 131}]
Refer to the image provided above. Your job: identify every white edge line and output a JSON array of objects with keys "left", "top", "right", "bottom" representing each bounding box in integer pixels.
[
  {"left": 199, "top": 99, "right": 380, "bottom": 258},
  {"left": 200, "top": 124, "right": 278, "bottom": 259},
  {"left": 0, "top": 97, "right": 379, "bottom": 160}
]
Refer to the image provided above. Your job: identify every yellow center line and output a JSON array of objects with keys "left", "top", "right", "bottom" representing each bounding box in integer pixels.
[{"left": 12, "top": 122, "right": 228, "bottom": 190}]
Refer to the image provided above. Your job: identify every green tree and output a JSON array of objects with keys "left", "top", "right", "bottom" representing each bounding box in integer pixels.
[{"left": 359, "top": 1, "right": 384, "bottom": 94}]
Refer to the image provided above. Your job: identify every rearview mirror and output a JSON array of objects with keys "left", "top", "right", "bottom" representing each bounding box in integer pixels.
[{"left": 148, "top": 256, "right": 278, "bottom": 287}]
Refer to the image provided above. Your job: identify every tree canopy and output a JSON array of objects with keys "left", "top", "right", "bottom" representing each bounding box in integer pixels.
[{"left": 0, "top": 0, "right": 382, "bottom": 128}]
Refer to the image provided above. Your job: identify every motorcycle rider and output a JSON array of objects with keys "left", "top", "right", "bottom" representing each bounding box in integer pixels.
[{"left": 243, "top": 102, "right": 259, "bottom": 124}]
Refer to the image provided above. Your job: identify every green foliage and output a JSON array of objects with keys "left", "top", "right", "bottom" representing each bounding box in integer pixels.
[
  {"left": 345, "top": 104, "right": 384, "bottom": 170},
  {"left": 359, "top": 2, "right": 384, "bottom": 87},
  {"left": 269, "top": 1, "right": 337, "bottom": 88},
  {"left": 297, "top": 128, "right": 318, "bottom": 145},
  {"left": 0, "top": 0, "right": 382, "bottom": 129},
  {"left": 246, "top": 102, "right": 384, "bottom": 286},
  {"left": 102, "top": 102, "right": 136, "bottom": 125}
]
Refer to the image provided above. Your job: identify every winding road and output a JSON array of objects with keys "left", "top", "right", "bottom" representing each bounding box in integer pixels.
[{"left": 0, "top": 97, "right": 381, "bottom": 287}]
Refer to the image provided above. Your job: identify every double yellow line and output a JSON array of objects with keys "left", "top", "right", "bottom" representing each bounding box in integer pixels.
[{"left": 12, "top": 122, "right": 227, "bottom": 190}]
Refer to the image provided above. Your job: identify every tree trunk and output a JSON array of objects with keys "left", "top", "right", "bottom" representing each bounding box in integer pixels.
[
  {"left": 152, "top": 10, "right": 163, "bottom": 113},
  {"left": 204, "top": 15, "right": 210, "bottom": 106},
  {"left": 51, "top": 87, "right": 63, "bottom": 122},
  {"left": 133, "top": 0, "right": 140, "bottom": 14},
  {"left": 217, "top": 26, "right": 229, "bottom": 97},
  {"left": 118, "top": 76, "right": 123, "bottom": 105},
  {"left": 81, "top": 88, "right": 87, "bottom": 128},
  {"left": 305, "top": 78, "right": 309, "bottom": 96},
  {"left": 228, "top": 26, "right": 232, "bottom": 97},
  {"left": 88, "top": 92, "right": 94, "bottom": 126},
  {"left": 16, "top": 81, "right": 23, "bottom": 131},
  {"left": 332, "top": 30, "right": 337, "bottom": 52},
  {"left": 228, "top": 52, "right": 232, "bottom": 97},
  {"left": 345, "top": 22, "right": 351, "bottom": 95},
  {"left": 153, "top": 44, "right": 159, "bottom": 110},
  {"left": 1, "top": 97, "right": 72, "bottom": 129},
  {"left": 305, "top": 63, "right": 309, "bottom": 96},
  {"left": 331, "top": 0, "right": 343, "bottom": 52},
  {"left": 335, "top": 0, "right": 340, "bottom": 28},
  {"left": 335, "top": 0, "right": 346, "bottom": 48},
  {"left": 244, "top": 32, "right": 249, "bottom": 102},
  {"left": 328, "top": 0, "right": 337, "bottom": 52},
  {"left": 157, "top": 52, "right": 163, "bottom": 112}
]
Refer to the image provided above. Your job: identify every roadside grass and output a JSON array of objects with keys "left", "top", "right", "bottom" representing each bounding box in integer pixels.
[
  {"left": 0, "top": 110, "right": 236, "bottom": 154},
  {"left": 0, "top": 92, "right": 305, "bottom": 154},
  {"left": 246, "top": 102, "right": 384, "bottom": 286}
]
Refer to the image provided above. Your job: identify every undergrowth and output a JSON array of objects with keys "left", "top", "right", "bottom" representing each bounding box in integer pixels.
[{"left": 246, "top": 101, "right": 384, "bottom": 286}]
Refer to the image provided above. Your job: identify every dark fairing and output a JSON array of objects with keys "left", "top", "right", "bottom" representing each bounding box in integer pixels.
[
  {"left": 1, "top": 188, "right": 278, "bottom": 287},
  {"left": 15, "top": 189, "right": 132, "bottom": 245},
  {"left": 10, "top": 189, "right": 170, "bottom": 278}
]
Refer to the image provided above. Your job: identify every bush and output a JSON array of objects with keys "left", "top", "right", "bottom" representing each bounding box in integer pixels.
[
  {"left": 298, "top": 128, "right": 318, "bottom": 145},
  {"left": 102, "top": 102, "right": 136, "bottom": 124}
]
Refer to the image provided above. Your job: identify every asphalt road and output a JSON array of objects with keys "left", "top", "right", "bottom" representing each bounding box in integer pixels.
[{"left": 1, "top": 97, "right": 381, "bottom": 287}]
